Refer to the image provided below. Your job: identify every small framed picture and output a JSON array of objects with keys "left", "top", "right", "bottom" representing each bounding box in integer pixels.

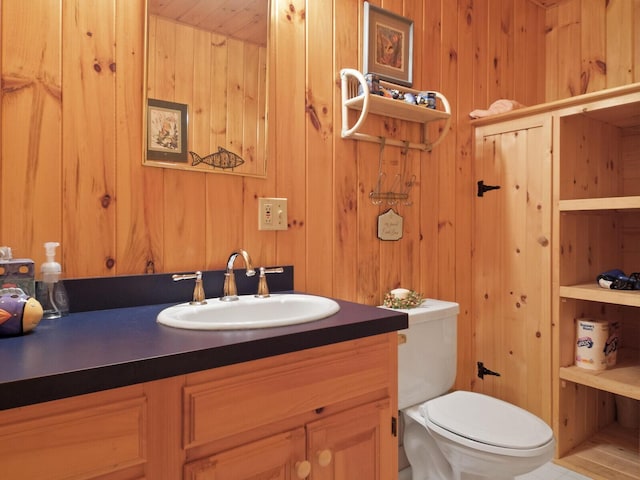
[
  {"left": 146, "top": 98, "right": 188, "bottom": 162},
  {"left": 363, "top": 2, "right": 414, "bottom": 87}
]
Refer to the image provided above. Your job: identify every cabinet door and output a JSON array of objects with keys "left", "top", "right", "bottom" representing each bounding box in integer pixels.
[
  {"left": 473, "top": 114, "right": 552, "bottom": 424},
  {"left": 183, "top": 428, "right": 307, "bottom": 480},
  {"left": 0, "top": 387, "right": 148, "bottom": 480},
  {"left": 306, "top": 399, "right": 394, "bottom": 480}
]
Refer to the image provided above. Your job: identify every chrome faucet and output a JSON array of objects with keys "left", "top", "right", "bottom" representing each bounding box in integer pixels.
[{"left": 222, "top": 249, "right": 256, "bottom": 301}]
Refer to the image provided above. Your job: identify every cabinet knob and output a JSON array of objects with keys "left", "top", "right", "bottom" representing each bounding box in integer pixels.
[
  {"left": 317, "top": 449, "right": 333, "bottom": 467},
  {"left": 295, "top": 460, "right": 311, "bottom": 478}
]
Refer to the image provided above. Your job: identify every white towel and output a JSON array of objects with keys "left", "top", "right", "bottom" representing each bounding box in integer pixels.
[{"left": 469, "top": 99, "right": 524, "bottom": 118}]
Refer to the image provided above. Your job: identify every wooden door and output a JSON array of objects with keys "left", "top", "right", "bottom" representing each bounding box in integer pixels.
[
  {"left": 183, "top": 428, "right": 306, "bottom": 480},
  {"left": 472, "top": 114, "right": 553, "bottom": 424},
  {"left": 305, "top": 399, "right": 395, "bottom": 480}
]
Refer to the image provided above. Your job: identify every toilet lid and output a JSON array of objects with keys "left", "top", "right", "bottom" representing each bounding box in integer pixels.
[{"left": 421, "top": 391, "right": 553, "bottom": 449}]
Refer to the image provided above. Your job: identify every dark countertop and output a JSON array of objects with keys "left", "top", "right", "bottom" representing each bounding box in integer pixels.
[{"left": 0, "top": 268, "right": 407, "bottom": 410}]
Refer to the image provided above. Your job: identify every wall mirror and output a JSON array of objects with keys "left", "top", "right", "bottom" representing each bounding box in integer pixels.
[{"left": 144, "top": 0, "right": 270, "bottom": 177}]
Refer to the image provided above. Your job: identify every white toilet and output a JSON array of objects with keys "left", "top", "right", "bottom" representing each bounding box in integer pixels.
[{"left": 390, "top": 299, "right": 555, "bottom": 480}]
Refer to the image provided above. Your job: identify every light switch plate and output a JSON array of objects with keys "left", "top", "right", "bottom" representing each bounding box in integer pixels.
[{"left": 258, "top": 197, "right": 288, "bottom": 230}]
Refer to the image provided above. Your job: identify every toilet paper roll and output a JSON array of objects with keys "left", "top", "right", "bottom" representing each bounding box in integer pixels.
[{"left": 575, "top": 318, "right": 609, "bottom": 371}]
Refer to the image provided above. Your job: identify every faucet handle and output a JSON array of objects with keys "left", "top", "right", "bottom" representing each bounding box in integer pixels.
[
  {"left": 256, "top": 267, "right": 284, "bottom": 298},
  {"left": 172, "top": 271, "right": 207, "bottom": 305}
]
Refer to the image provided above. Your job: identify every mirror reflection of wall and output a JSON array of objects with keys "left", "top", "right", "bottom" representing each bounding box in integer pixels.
[{"left": 145, "top": 0, "right": 269, "bottom": 177}]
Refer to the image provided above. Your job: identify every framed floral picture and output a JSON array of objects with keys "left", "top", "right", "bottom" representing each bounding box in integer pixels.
[
  {"left": 363, "top": 2, "right": 414, "bottom": 87},
  {"left": 146, "top": 98, "right": 188, "bottom": 162}
]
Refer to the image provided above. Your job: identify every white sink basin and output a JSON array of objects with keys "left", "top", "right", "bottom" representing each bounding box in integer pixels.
[{"left": 157, "top": 294, "right": 341, "bottom": 330}]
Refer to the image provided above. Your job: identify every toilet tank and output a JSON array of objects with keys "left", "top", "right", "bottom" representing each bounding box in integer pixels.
[{"left": 391, "top": 299, "right": 459, "bottom": 410}]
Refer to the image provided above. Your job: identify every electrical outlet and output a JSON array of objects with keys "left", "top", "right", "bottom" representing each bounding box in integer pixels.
[{"left": 258, "top": 197, "right": 288, "bottom": 230}]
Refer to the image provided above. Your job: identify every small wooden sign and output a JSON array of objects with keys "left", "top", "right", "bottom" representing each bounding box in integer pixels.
[{"left": 377, "top": 209, "right": 403, "bottom": 241}]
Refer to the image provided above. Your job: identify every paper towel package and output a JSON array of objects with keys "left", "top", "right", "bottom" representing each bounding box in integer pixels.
[{"left": 575, "top": 318, "right": 610, "bottom": 370}]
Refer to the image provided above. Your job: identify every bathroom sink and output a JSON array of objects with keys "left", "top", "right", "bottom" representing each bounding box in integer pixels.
[{"left": 156, "top": 294, "right": 341, "bottom": 330}]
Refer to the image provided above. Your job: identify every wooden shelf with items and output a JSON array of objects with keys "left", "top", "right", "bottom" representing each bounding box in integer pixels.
[
  {"left": 552, "top": 83, "right": 640, "bottom": 480},
  {"left": 559, "top": 346, "right": 640, "bottom": 400},
  {"left": 340, "top": 68, "right": 451, "bottom": 151},
  {"left": 559, "top": 283, "right": 640, "bottom": 307}
]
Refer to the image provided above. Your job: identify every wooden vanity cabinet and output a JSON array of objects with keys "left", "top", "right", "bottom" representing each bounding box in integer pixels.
[
  {"left": 182, "top": 334, "right": 398, "bottom": 480},
  {"left": 184, "top": 400, "right": 392, "bottom": 480},
  {"left": 305, "top": 398, "right": 393, "bottom": 480},
  {"left": 0, "top": 333, "right": 398, "bottom": 480},
  {"left": 0, "top": 385, "right": 149, "bottom": 480},
  {"left": 183, "top": 428, "right": 307, "bottom": 479}
]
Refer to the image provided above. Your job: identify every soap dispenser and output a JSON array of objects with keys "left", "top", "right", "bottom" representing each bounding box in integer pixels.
[{"left": 36, "top": 242, "right": 69, "bottom": 319}]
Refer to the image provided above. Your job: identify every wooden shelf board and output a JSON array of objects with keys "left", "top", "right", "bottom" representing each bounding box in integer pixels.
[
  {"left": 345, "top": 94, "right": 450, "bottom": 124},
  {"left": 560, "top": 283, "right": 640, "bottom": 307},
  {"left": 559, "top": 196, "right": 640, "bottom": 212},
  {"left": 559, "top": 349, "right": 640, "bottom": 400},
  {"left": 471, "top": 83, "right": 640, "bottom": 127},
  {"left": 555, "top": 423, "right": 640, "bottom": 480}
]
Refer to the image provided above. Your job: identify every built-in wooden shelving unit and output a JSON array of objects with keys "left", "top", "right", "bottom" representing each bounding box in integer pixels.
[{"left": 553, "top": 84, "right": 640, "bottom": 480}]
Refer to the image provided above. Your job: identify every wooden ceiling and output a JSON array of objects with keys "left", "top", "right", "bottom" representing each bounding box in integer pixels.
[
  {"left": 148, "top": 0, "right": 268, "bottom": 46},
  {"left": 147, "top": 0, "right": 567, "bottom": 48}
]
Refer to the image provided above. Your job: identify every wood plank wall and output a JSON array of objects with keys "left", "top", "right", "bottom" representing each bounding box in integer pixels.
[
  {"left": 544, "top": 0, "right": 640, "bottom": 99},
  {"left": 0, "top": 0, "right": 637, "bottom": 390}
]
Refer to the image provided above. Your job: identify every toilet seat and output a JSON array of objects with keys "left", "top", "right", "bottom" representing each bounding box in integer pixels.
[{"left": 416, "top": 391, "right": 554, "bottom": 457}]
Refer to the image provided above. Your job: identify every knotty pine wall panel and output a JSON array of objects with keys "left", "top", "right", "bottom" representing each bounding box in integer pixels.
[
  {"left": 0, "top": 0, "right": 635, "bottom": 390},
  {"left": 116, "top": 0, "right": 160, "bottom": 276},
  {"left": 62, "top": 1, "right": 119, "bottom": 277},
  {"left": 1, "top": 0, "right": 63, "bottom": 260},
  {"left": 544, "top": 0, "right": 640, "bottom": 101}
]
